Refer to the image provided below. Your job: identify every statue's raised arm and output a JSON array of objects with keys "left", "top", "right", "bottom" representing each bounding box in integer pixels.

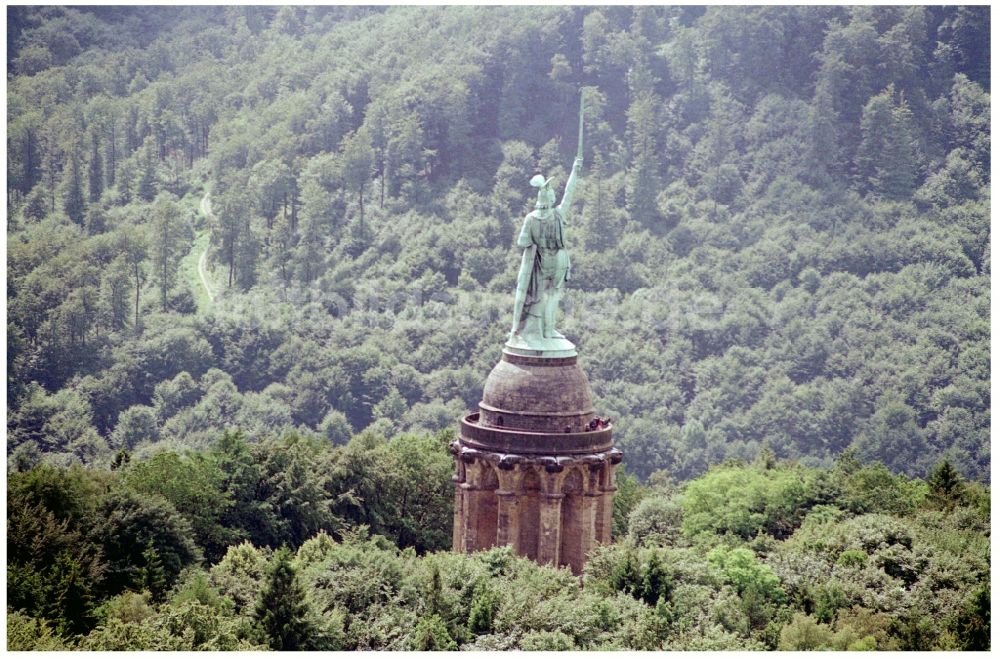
[
  {"left": 558, "top": 91, "right": 585, "bottom": 217},
  {"left": 558, "top": 157, "right": 583, "bottom": 218},
  {"left": 505, "top": 91, "right": 584, "bottom": 358}
]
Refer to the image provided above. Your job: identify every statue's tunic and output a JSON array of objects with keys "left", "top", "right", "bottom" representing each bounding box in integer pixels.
[{"left": 516, "top": 209, "right": 570, "bottom": 327}]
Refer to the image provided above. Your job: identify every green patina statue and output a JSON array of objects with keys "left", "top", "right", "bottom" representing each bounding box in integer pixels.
[{"left": 506, "top": 92, "right": 584, "bottom": 358}]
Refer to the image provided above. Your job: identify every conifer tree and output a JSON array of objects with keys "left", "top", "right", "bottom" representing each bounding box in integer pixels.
[
  {"left": 412, "top": 614, "right": 457, "bottom": 651},
  {"left": 857, "top": 86, "right": 918, "bottom": 199},
  {"left": 44, "top": 551, "right": 96, "bottom": 636},
  {"left": 338, "top": 127, "right": 374, "bottom": 233},
  {"left": 254, "top": 547, "right": 315, "bottom": 651},
  {"left": 426, "top": 564, "right": 443, "bottom": 615},
  {"left": 467, "top": 582, "right": 498, "bottom": 634},
  {"left": 611, "top": 546, "right": 641, "bottom": 597},
  {"left": 137, "top": 148, "right": 157, "bottom": 202},
  {"left": 64, "top": 154, "right": 86, "bottom": 225},
  {"left": 149, "top": 194, "right": 186, "bottom": 310},
  {"left": 928, "top": 459, "right": 964, "bottom": 509},
  {"left": 88, "top": 133, "right": 103, "bottom": 203},
  {"left": 652, "top": 596, "right": 673, "bottom": 642},
  {"left": 954, "top": 583, "right": 990, "bottom": 651},
  {"left": 625, "top": 91, "right": 662, "bottom": 226},
  {"left": 640, "top": 553, "right": 670, "bottom": 606},
  {"left": 139, "top": 541, "right": 167, "bottom": 601}
]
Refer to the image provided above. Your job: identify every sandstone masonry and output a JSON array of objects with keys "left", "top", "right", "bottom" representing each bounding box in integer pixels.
[{"left": 451, "top": 350, "right": 621, "bottom": 575}]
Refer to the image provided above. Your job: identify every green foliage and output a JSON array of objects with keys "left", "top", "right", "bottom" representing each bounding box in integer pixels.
[
  {"left": 6, "top": 611, "right": 70, "bottom": 651},
  {"left": 3, "top": 5, "right": 992, "bottom": 651},
  {"left": 210, "top": 541, "right": 270, "bottom": 613},
  {"left": 833, "top": 452, "right": 928, "bottom": 515},
  {"left": 520, "top": 630, "right": 576, "bottom": 650},
  {"left": 121, "top": 450, "right": 238, "bottom": 562},
  {"left": 836, "top": 549, "right": 868, "bottom": 569},
  {"left": 681, "top": 462, "right": 827, "bottom": 539},
  {"left": 7, "top": 465, "right": 107, "bottom": 635},
  {"left": 110, "top": 405, "right": 159, "bottom": 450},
  {"left": 91, "top": 488, "right": 201, "bottom": 595},
  {"left": 467, "top": 581, "right": 500, "bottom": 634},
  {"left": 778, "top": 613, "right": 834, "bottom": 650},
  {"left": 140, "top": 542, "right": 168, "bottom": 602},
  {"left": 412, "top": 614, "right": 458, "bottom": 651},
  {"left": 331, "top": 430, "right": 455, "bottom": 552},
  {"left": 93, "top": 591, "right": 155, "bottom": 626},
  {"left": 927, "top": 459, "right": 964, "bottom": 509},
  {"left": 778, "top": 613, "right": 882, "bottom": 652},
  {"left": 254, "top": 547, "right": 317, "bottom": 651},
  {"left": 612, "top": 471, "right": 649, "bottom": 539},
  {"left": 627, "top": 493, "right": 684, "bottom": 546},
  {"left": 853, "top": 397, "right": 931, "bottom": 475},
  {"left": 609, "top": 545, "right": 642, "bottom": 597},
  {"left": 950, "top": 582, "right": 990, "bottom": 651},
  {"left": 639, "top": 552, "right": 672, "bottom": 606},
  {"left": 708, "top": 546, "right": 785, "bottom": 605},
  {"left": 63, "top": 155, "right": 86, "bottom": 226}
]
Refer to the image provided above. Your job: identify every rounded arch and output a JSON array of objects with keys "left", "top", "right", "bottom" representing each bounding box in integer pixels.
[
  {"left": 562, "top": 466, "right": 584, "bottom": 495},
  {"left": 521, "top": 464, "right": 542, "bottom": 491},
  {"left": 480, "top": 461, "right": 500, "bottom": 490}
]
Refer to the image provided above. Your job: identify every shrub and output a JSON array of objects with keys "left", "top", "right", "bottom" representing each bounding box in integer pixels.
[
  {"left": 412, "top": 614, "right": 458, "bottom": 650},
  {"left": 681, "top": 464, "right": 823, "bottom": 540},
  {"left": 6, "top": 611, "right": 70, "bottom": 651},
  {"left": 778, "top": 613, "right": 833, "bottom": 650},
  {"left": 837, "top": 549, "right": 868, "bottom": 568},
  {"left": 628, "top": 494, "right": 684, "bottom": 546},
  {"left": 520, "top": 630, "right": 575, "bottom": 650}
]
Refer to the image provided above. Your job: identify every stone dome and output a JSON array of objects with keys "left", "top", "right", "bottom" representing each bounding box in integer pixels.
[{"left": 478, "top": 351, "right": 596, "bottom": 434}]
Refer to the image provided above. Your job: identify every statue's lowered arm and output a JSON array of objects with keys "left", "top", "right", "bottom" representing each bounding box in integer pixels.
[{"left": 509, "top": 244, "right": 537, "bottom": 339}]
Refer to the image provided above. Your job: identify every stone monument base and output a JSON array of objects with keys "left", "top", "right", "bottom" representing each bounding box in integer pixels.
[
  {"left": 451, "top": 348, "right": 619, "bottom": 575},
  {"left": 504, "top": 334, "right": 577, "bottom": 358}
]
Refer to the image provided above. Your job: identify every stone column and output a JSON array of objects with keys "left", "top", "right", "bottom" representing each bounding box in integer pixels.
[
  {"left": 452, "top": 475, "right": 464, "bottom": 551},
  {"left": 537, "top": 467, "right": 567, "bottom": 566},
  {"left": 450, "top": 443, "right": 465, "bottom": 551},
  {"left": 595, "top": 460, "right": 616, "bottom": 545},
  {"left": 460, "top": 482, "right": 482, "bottom": 553},
  {"left": 495, "top": 467, "right": 520, "bottom": 548},
  {"left": 460, "top": 460, "right": 493, "bottom": 553},
  {"left": 537, "top": 493, "right": 564, "bottom": 566},
  {"left": 496, "top": 491, "right": 519, "bottom": 547},
  {"left": 577, "top": 462, "right": 602, "bottom": 558},
  {"left": 579, "top": 492, "right": 600, "bottom": 561}
]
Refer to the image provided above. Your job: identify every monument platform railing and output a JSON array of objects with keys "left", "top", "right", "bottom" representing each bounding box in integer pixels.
[{"left": 459, "top": 413, "right": 613, "bottom": 455}]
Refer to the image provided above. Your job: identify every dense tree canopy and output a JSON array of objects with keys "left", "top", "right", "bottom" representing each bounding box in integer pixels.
[
  {"left": 6, "top": 6, "right": 989, "bottom": 484},
  {"left": 5, "top": 444, "right": 989, "bottom": 650},
  {"left": 5, "top": 6, "right": 991, "bottom": 650}
]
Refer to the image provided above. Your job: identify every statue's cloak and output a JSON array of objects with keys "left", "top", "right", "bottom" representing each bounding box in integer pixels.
[{"left": 515, "top": 208, "right": 571, "bottom": 326}]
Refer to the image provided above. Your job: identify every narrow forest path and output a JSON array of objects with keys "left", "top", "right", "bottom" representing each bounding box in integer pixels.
[{"left": 180, "top": 189, "right": 216, "bottom": 313}]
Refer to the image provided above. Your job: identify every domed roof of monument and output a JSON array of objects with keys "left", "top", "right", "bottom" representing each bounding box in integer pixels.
[
  {"left": 477, "top": 351, "right": 596, "bottom": 434},
  {"left": 482, "top": 355, "right": 594, "bottom": 413}
]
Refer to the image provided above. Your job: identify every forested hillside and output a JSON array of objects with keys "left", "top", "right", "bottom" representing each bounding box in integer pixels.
[
  {"left": 7, "top": 6, "right": 990, "bottom": 481},
  {"left": 4, "top": 6, "right": 992, "bottom": 651}
]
